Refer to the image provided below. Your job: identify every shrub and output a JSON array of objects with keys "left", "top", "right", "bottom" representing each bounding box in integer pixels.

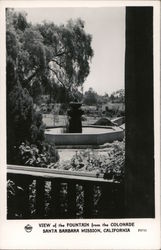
[
  {"left": 103, "top": 140, "right": 125, "bottom": 182},
  {"left": 7, "top": 82, "right": 59, "bottom": 166},
  {"left": 12, "top": 141, "right": 59, "bottom": 168},
  {"left": 30, "top": 111, "right": 45, "bottom": 144},
  {"left": 94, "top": 117, "right": 116, "bottom": 126}
]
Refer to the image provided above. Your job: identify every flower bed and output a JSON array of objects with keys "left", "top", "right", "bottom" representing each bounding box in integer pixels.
[{"left": 52, "top": 140, "right": 125, "bottom": 182}]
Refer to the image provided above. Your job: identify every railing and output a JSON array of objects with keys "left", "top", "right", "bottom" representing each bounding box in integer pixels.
[{"left": 7, "top": 165, "right": 124, "bottom": 219}]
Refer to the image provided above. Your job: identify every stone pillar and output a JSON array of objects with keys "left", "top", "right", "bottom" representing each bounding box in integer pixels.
[{"left": 125, "top": 7, "right": 154, "bottom": 217}]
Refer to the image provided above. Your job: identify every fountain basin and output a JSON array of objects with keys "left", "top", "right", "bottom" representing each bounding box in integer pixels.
[{"left": 45, "top": 126, "right": 124, "bottom": 146}]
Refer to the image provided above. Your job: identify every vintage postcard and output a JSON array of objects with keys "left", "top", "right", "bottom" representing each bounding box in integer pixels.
[{"left": 0, "top": 0, "right": 160, "bottom": 249}]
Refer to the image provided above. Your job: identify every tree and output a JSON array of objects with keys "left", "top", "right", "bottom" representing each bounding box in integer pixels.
[
  {"left": 6, "top": 9, "right": 93, "bottom": 164},
  {"left": 7, "top": 77, "right": 46, "bottom": 163},
  {"left": 109, "top": 89, "right": 125, "bottom": 103},
  {"left": 38, "top": 19, "right": 93, "bottom": 95},
  {"left": 83, "top": 87, "right": 98, "bottom": 105},
  {"left": 6, "top": 10, "right": 44, "bottom": 163},
  {"left": 6, "top": 9, "right": 94, "bottom": 101}
]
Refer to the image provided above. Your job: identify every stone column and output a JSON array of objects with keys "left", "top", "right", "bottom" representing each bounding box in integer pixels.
[{"left": 125, "top": 7, "right": 154, "bottom": 217}]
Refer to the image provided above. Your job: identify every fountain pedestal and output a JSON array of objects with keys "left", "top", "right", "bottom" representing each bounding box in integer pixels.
[{"left": 67, "top": 102, "right": 84, "bottom": 133}]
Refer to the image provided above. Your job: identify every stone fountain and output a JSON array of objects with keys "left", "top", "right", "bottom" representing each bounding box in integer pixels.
[
  {"left": 67, "top": 101, "right": 84, "bottom": 133},
  {"left": 45, "top": 99, "right": 124, "bottom": 146}
]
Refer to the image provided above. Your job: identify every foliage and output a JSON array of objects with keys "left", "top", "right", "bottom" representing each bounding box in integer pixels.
[
  {"left": 7, "top": 84, "right": 33, "bottom": 144},
  {"left": 54, "top": 140, "right": 125, "bottom": 182},
  {"left": 7, "top": 180, "right": 24, "bottom": 200},
  {"left": 6, "top": 9, "right": 93, "bottom": 163},
  {"left": 11, "top": 141, "right": 59, "bottom": 167},
  {"left": 7, "top": 179, "right": 25, "bottom": 218},
  {"left": 83, "top": 87, "right": 98, "bottom": 105},
  {"left": 7, "top": 82, "right": 47, "bottom": 163},
  {"left": 103, "top": 140, "right": 125, "bottom": 182},
  {"left": 7, "top": 180, "right": 16, "bottom": 199},
  {"left": 109, "top": 89, "right": 125, "bottom": 103},
  {"left": 6, "top": 69, "right": 59, "bottom": 166},
  {"left": 82, "top": 88, "right": 125, "bottom": 108},
  {"left": 30, "top": 112, "right": 46, "bottom": 143},
  {"left": 94, "top": 117, "right": 116, "bottom": 126},
  {"left": 6, "top": 9, "right": 63, "bottom": 165},
  {"left": 6, "top": 9, "right": 93, "bottom": 101}
]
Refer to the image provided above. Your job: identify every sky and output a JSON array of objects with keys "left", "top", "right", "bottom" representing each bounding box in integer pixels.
[{"left": 16, "top": 7, "right": 125, "bottom": 95}]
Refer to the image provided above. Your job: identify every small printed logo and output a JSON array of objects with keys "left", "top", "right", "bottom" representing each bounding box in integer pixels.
[{"left": 24, "top": 224, "right": 33, "bottom": 233}]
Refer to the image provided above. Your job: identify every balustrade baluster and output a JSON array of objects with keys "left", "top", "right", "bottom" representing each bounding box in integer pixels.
[
  {"left": 83, "top": 182, "right": 94, "bottom": 218},
  {"left": 50, "top": 179, "right": 61, "bottom": 218},
  {"left": 21, "top": 176, "right": 32, "bottom": 219},
  {"left": 35, "top": 178, "right": 45, "bottom": 218},
  {"left": 7, "top": 174, "right": 31, "bottom": 219},
  {"left": 67, "top": 181, "right": 76, "bottom": 218}
]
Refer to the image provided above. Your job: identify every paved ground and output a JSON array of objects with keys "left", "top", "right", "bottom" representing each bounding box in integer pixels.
[{"left": 58, "top": 149, "right": 78, "bottom": 162}]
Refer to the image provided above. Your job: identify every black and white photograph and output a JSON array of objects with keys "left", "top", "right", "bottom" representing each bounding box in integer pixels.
[
  {"left": 0, "top": 0, "right": 160, "bottom": 249},
  {"left": 6, "top": 6, "right": 126, "bottom": 220}
]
